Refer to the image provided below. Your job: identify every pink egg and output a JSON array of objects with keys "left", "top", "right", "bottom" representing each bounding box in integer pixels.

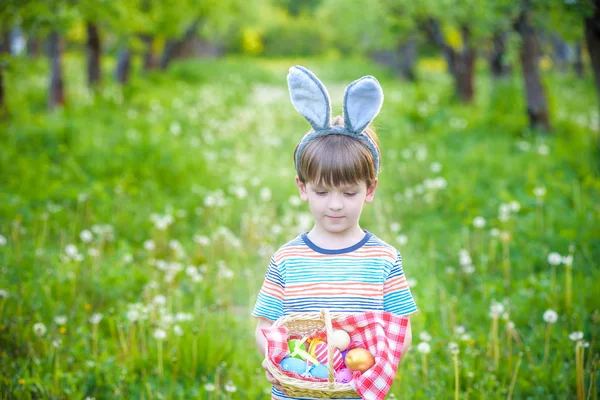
[{"left": 335, "top": 368, "right": 353, "bottom": 383}]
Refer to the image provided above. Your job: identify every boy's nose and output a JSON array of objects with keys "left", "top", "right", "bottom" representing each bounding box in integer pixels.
[{"left": 329, "top": 197, "right": 343, "bottom": 211}]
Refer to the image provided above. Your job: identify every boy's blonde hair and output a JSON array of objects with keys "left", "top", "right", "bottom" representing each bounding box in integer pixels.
[{"left": 294, "top": 116, "right": 380, "bottom": 189}]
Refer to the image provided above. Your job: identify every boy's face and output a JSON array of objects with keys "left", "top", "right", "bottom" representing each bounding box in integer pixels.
[{"left": 295, "top": 176, "right": 378, "bottom": 236}]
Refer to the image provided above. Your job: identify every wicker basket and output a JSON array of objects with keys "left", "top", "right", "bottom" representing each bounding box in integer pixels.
[{"left": 264, "top": 309, "right": 360, "bottom": 399}]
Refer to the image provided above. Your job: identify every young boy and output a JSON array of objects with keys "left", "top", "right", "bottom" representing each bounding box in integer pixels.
[{"left": 253, "top": 66, "right": 418, "bottom": 399}]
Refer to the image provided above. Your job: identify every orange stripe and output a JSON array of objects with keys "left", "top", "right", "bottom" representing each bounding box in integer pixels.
[{"left": 383, "top": 276, "right": 408, "bottom": 294}]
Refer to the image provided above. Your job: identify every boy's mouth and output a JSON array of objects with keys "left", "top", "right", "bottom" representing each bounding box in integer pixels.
[{"left": 327, "top": 216, "right": 344, "bottom": 219}]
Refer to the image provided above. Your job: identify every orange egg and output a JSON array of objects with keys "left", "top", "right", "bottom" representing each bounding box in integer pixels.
[{"left": 344, "top": 348, "right": 375, "bottom": 373}]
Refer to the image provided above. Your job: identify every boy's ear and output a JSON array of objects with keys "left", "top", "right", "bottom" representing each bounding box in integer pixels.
[
  {"left": 364, "top": 179, "right": 378, "bottom": 203},
  {"left": 295, "top": 176, "right": 309, "bottom": 201}
]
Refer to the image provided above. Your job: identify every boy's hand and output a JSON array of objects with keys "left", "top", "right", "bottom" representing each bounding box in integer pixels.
[{"left": 262, "top": 359, "right": 286, "bottom": 394}]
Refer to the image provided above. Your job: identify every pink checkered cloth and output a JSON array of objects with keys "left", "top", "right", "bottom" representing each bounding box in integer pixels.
[{"left": 262, "top": 311, "right": 409, "bottom": 400}]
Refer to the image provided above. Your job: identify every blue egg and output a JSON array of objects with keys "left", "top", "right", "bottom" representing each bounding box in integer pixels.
[
  {"left": 280, "top": 357, "right": 308, "bottom": 374},
  {"left": 308, "top": 364, "right": 329, "bottom": 379}
]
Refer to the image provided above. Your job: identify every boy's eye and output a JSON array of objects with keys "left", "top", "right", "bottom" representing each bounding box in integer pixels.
[
  {"left": 316, "top": 191, "right": 328, "bottom": 195},
  {"left": 344, "top": 193, "right": 357, "bottom": 196}
]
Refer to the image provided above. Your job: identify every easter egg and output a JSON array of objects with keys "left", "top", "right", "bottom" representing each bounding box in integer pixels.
[
  {"left": 313, "top": 343, "right": 344, "bottom": 371},
  {"left": 280, "top": 357, "right": 308, "bottom": 375},
  {"left": 335, "top": 367, "right": 353, "bottom": 383},
  {"left": 331, "top": 330, "right": 351, "bottom": 351},
  {"left": 308, "top": 364, "right": 329, "bottom": 379},
  {"left": 344, "top": 348, "right": 375, "bottom": 373}
]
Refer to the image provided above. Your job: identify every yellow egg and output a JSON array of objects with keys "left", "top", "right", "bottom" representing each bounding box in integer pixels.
[{"left": 344, "top": 348, "right": 375, "bottom": 373}]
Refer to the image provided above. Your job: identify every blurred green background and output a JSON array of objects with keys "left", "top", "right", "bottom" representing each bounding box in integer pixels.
[{"left": 1, "top": 0, "right": 599, "bottom": 399}]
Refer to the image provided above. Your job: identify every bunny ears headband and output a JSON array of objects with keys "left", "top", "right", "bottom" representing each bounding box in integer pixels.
[{"left": 287, "top": 65, "right": 384, "bottom": 176}]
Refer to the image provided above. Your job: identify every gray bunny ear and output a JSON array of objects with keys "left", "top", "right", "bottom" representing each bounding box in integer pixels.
[
  {"left": 343, "top": 76, "right": 384, "bottom": 134},
  {"left": 287, "top": 66, "right": 331, "bottom": 130}
]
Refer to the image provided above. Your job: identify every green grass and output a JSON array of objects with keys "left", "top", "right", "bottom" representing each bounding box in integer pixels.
[{"left": 0, "top": 53, "right": 599, "bottom": 399}]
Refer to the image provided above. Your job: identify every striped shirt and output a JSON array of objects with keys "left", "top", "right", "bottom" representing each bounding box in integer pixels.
[{"left": 252, "top": 230, "right": 418, "bottom": 400}]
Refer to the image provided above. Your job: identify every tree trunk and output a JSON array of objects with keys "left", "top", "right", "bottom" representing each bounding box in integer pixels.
[
  {"left": 160, "top": 20, "right": 199, "bottom": 70},
  {"left": 86, "top": 22, "right": 101, "bottom": 87},
  {"left": 28, "top": 37, "right": 41, "bottom": 58},
  {"left": 115, "top": 47, "right": 131, "bottom": 85},
  {"left": 585, "top": 3, "right": 600, "bottom": 128},
  {"left": 514, "top": 7, "right": 551, "bottom": 132},
  {"left": 396, "top": 36, "right": 417, "bottom": 81},
  {"left": 47, "top": 31, "right": 65, "bottom": 110},
  {"left": 573, "top": 42, "right": 584, "bottom": 78},
  {"left": 141, "top": 34, "right": 156, "bottom": 71},
  {"left": 370, "top": 35, "right": 417, "bottom": 81},
  {"left": 0, "top": 29, "right": 10, "bottom": 118},
  {"left": 454, "top": 26, "right": 475, "bottom": 102},
  {"left": 421, "top": 18, "right": 475, "bottom": 102},
  {"left": 551, "top": 33, "right": 569, "bottom": 72},
  {"left": 489, "top": 31, "right": 510, "bottom": 78}
]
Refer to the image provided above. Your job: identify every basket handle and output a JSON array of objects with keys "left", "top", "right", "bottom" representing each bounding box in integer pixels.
[{"left": 320, "top": 309, "right": 335, "bottom": 384}]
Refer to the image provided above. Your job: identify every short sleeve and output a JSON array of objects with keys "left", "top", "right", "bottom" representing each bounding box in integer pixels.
[
  {"left": 251, "top": 256, "right": 285, "bottom": 322},
  {"left": 383, "top": 252, "right": 418, "bottom": 316}
]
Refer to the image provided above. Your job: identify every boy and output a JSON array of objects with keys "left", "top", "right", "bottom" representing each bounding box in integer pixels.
[{"left": 253, "top": 66, "right": 417, "bottom": 399}]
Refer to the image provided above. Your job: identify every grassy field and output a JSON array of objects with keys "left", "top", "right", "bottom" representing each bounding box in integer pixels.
[{"left": 0, "top": 54, "right": 599, "bottom": 399}]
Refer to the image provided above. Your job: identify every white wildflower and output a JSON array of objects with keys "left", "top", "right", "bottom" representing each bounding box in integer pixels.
[
  {"left": 509, "top": 201, "right": 521, "bottom": 212},
  {"left": 537, "top": 144, "right": 550, "bottom": 155},
  {"left": 0, "top": 289, "right": 8, "bottom": 299},
  {"left": 0, "top": 234, "right": 6, "bottom": 246},
  {"left": 473, "top": 216, "right": 486, "bottom": 228},
  {"left": 430, "top": 162, "right": 442, "bottom": 173},
  {"left": 144, "top": 240, "right": 156, "bottom": 251},
  {"left": 547, "top": 252, "right": 562, "bottom": 265},
  {"left": 153, "top": 295, "right": 166, "bottom": 306},
  {"left": 33, "top": 322, "right": 47, "bottom": 337},
  {"left": 193, "top": 235, "right": 211, "bottom": 246},
  {"left": 569, "top": 331, "right": 584, "bottom": 341},
  {"left": 389, "top": 222, "right": 401, "bottom": 233},
  {"left": 419, "top": 331, "right": 432, "bottom": 342},
  {"left": 154, "top": 328, "right": 167, "bottom": 340},
  {"left": 80, "top": 230, "right": 93, "bottom": 243},
  {"left": 204, "top": 382, "right": 216, "bottom": 392},
  {"left": 489, "top": 302, "right": 504, "bottom": 318},
  {"left": 396, "top": 234, "right": 408, "bottom": 246},
  {"left": 224, "top": 381, "right": 237, "bottom": 393},
  {"left": 89, "top": 313, "right": 103, "bottom": 325},
  {"left": 417, "top": 342, "right": 431, "bottom": 354},
  {"left": 54, "top": 315, "right": 67, "bottom": 325},
  {"left": 65, "top": 244, "right": 79, "bottom": 258},
  {"left": 448, "top": 342, "right": 459, "bottom": 355},
  {"left": 407, "top": 278, "right": 417, "bottom": 288},
  {"left": 173, "top": 325, "right": 183, "bottom": 337},
  {"left": 289, "top": 196, "right": 302, "bottom": 207},
  {"left": 543, "top": 310, "right": 558, "bottom": 324},
  {"left": 533, "top": 186, "right": 546, "bottom": 198},
  {"left": 260, "top": 187, "right": 272, "bottom": 202}
]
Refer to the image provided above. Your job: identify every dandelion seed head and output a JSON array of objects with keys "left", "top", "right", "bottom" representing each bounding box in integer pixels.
[
  {"left": 417, "top": 342, "right": 431, "bottom": 354},
  {"left": 154, "top": 328, "right": 167, "bottom": 340},
  {"left": 89, "top": 313, "right": 103, "bottom": 325},
  {"left": 547, "top": 252, "right": 562, "bottom": 265},
  {"left": 33, "top": 322, "right": 47, "bottom": 337},
  {"left": 54, "top": 315, "right": 67, "bottom": 325},
  {"left": 569, "top": 331, "right": 584, "bottom": 341},
  {"left": 80, "top": 230, "right": 93, "bottom": 243},
  {"left": 543, "top": 309, "right": 558, "bottom": 324},
  {"left": 473, "top": 216, "right": 486, "bottom": 228},
  {"left": 419, "top": 331, "right": 432, "bottom": 342}
]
